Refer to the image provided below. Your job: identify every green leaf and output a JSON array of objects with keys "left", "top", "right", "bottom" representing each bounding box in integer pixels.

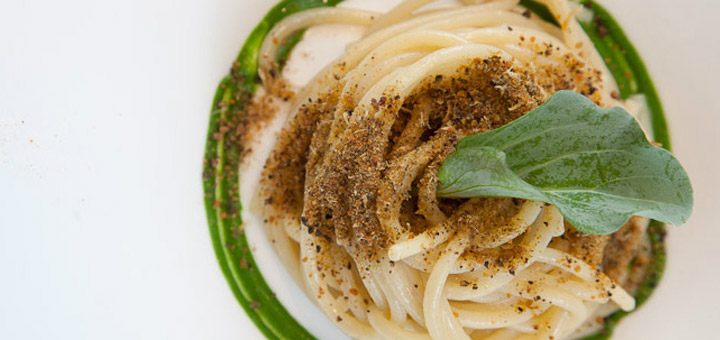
[{"left": 437, "top": 90, "right": 693, "bottom": 235}]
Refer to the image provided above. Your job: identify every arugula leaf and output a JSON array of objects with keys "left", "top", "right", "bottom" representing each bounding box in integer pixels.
[{"left": 437, "top": 90, "right": 692, "bottom": 235}]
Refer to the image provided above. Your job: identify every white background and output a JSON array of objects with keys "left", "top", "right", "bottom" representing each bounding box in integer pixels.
[{"left": 1, "top": 0, "right": 719, "bottom": 339}]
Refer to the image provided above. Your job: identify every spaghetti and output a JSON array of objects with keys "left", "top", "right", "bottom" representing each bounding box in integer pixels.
[{"left": 251, "top": 1, "right": 653, "bottom": 339}]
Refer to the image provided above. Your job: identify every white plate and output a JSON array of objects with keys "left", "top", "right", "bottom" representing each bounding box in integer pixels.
[{"left": 0, "top": 0, "right": 718, "bottom": 339}]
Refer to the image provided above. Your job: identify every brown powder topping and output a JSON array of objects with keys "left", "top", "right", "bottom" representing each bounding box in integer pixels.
[
  {"left": 255, "top": 51, "right": 648, "bottom": 299},
  {"left": 602, "top": 217, "right": 651, "bottom": 293},
  {"left": 260, "top": 56, "right": 562, "bottom": 260}
]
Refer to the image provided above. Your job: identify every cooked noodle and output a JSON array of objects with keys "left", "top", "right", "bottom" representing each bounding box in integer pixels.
[{"left": 252, "top": 1, "right": 651, "bottom": 339}]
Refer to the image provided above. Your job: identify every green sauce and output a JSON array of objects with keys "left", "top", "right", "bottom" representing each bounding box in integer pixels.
[{"left": 202, "top": 1, "right": 669, "bottom": 339}]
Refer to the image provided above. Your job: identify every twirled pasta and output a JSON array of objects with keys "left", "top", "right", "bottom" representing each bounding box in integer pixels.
[{"left": 252, "top": 1, "right": 651, "bottom": 339}]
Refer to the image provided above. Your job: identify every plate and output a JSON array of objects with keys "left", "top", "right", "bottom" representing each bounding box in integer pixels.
[{"left": 0, "top": 0, "right": 717, "bottom": 339}]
